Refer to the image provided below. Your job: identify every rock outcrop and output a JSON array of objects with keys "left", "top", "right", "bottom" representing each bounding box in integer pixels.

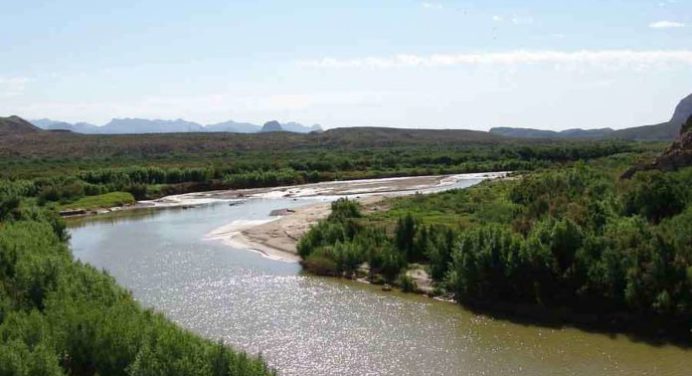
[
  {"left": 622, "top": 115, "right": 692, "bottom": 178},
  {"left": 670, "top": 93, "right": 692, "bottom": 129},
  {"left": 650, "top": 115, "right": 692, "bottom": 171}
]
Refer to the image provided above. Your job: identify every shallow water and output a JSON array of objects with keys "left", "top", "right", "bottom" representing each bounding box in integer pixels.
[{"left": 68, "top": 179, "right": 691, "bottom": 376}]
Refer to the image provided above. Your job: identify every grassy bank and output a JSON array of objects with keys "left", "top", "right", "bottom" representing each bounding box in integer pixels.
[{"left": 60, "top": 191, "right": 135, "bottom": 210}]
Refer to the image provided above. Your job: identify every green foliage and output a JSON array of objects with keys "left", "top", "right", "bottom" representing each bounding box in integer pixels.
[
  {"left": 297, "top": 221, "right": 350, "bottom": 258},
  {"left": 425, "top": 226, "right": 456, "bottom": 280},
  {"left": 60, "top": 192, "right": 135, "bottom": 210},
  {"left": 358, "top": 243, "right": 404, "bottom": 283},
  {"left": 222, "top": 169, "right": 305, "bottom": 189},
  {"left": 302, "top": 250, "right": 340, "bottom": 277},
  {"left": 397, "top": 273, "right": 417, "bottom": 293},
  {"left": 0, "top": 141, "right": 647, "bottom": 211},
  {"left": 0, "top": 207, "right": 273, "bottom": 375},
  {"left": 446, "top": 225, "right": 526, "bottom": 302},
  {"left": 394, "top": 214, "right": 418, "bottom": 260},
  {"left": 623, "top": 170, "right": 690, "bottom": 223},
  {"left": 327, "top": 198, "right": 361, "bottom": 221},
  {"left": 298, "top": 160, "right": 692, "bottom": 337}
]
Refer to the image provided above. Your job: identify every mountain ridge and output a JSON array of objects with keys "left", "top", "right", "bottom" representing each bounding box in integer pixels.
[
  {"left": 30, "top": 118, "right": 320, "bottom": 134},
  {"left": 490, "top": 93, "right": 692, "bottom": 141},
  {"left": 16, "top": 92, "right": 692, "bottom": 140}
]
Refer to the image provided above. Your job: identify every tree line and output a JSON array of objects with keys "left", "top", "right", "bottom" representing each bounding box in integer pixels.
[{"left": 0, "top": 142, "right": 641, "bottom": 209}]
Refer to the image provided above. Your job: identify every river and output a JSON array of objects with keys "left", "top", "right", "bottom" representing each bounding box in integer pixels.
[{"left": 67, "top": 175, "right": 691, "bottom": 376}]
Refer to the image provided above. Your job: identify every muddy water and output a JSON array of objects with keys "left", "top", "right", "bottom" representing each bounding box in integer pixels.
[{"left": 68, "top": 178, "right": 691, "bottom": 376}]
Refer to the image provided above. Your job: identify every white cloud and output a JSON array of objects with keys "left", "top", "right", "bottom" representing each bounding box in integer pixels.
[
  {"left": 421, "top": 2, "right": 442, "bottom": 9},
  {"left": 511, "top": 15, "right": 534, "bottom": 25},
  {"left": 649, "top": 20, "right": 686, "bottom": 29},
  {"left": 299, "top": 50, "right": 692, "bottom": 69},
  {"left": 491, "top": 14, "right": 533, "bottom": 25},
  {"left": 0, "top": 76, "right": 30, "bottom": 98}
]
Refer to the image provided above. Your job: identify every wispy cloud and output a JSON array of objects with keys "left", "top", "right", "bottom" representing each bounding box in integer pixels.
[
  {"left": 299, "top": 50, "right": 692, "bottom": 69},
  {"left": 0, "top": 76, "right": 31, "bottom": 98},
  {"left": 649, "top": 20, "right": 686, "bottom": 29},
  {"left": 511, "top": 15, "right": 534, "bottom": 25},
  {"left": 421, "top": 2, "right": 442, "bottom": 9},
  {"left": 491, "top": 14, "right": 533, "bottom": 25},
  {"left": 658, "top": 0, "right": 678, "bottom": 8}
]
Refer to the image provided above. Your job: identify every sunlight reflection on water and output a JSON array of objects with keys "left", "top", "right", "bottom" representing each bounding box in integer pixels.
[{"left": 68, "top": 183, "right": 691, "bottom": 376}]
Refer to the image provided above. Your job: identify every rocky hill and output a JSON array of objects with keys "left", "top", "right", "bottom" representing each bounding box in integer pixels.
[
  {"left": 490, "top": 127, "right": 614, "bottom": 139},
  {"left": 260, "top": 120, "right": 283, "bottom": 132},
  {"left": 0, "top": 115, "right": 42, "bottom": 136}
]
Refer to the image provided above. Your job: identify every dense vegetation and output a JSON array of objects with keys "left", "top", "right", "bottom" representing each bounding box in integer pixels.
[
  {"left": 298, "top": 158, "right": 692, "bottom": 340},
  {"left": 1, "top": 141, "right": 647, "bottom": 210},
  {"left": 0, "top": 129, "right": 683, "bottom": 373},
  {"left": 0, "top": 192, "right": 274, "bottom": 374}
]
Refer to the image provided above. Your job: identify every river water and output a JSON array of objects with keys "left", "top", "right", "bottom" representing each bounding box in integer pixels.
[{"left": 67, "top": 176, "right": 691, "bottom": 376}]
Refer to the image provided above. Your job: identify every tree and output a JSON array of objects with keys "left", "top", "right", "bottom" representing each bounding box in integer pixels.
[
  {"left": 395, "top": 214, "right": 417, "bottom": 260},
  {"left": 623, "top": 171, "right": 687, "bottom": 223}
]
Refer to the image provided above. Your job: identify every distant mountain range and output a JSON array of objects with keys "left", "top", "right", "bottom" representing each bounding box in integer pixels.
[
  {"left": 491, "top": 93, "right": 692, "bottom": 141},
  {"left": 30, "top": 118, "right": 323, "bottom": 134},
  {"left": 8, "top": 92, "right": 691, "bottom": 141}
]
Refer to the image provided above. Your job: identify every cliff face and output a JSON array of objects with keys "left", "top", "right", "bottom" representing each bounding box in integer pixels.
[
  {"left": 651, "top": 115, "right": 692, "bottom": 171},
  {"left": 622, "top": 115, "right": 692, "bottom": 178},
  {"left": 670, "top": 93, "right": 692, "bottom": 129}
]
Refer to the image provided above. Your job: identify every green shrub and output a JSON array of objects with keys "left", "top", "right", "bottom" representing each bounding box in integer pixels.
[
  {"left": 398, "top": 273, "right": 417, "bottom": 293},
  {"left": 302, "top": 252, "right": 339, "bottom": 276},
  {"left": 61, "top": 192, "right": 135, "bottom": 210}
]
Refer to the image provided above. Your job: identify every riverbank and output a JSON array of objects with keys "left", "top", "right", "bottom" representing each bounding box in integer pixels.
[
  {"left": 204, "top": 172, "right": 506, "bottom": 261},
  {"left": 202, "top": 169, "right": 692, "bottom": 345},
  {"left": 61, "top": 172, "right": 505, "bottom": 219},
  {"left": 205, "top": 196, "right": 386, "bottom": 262}
]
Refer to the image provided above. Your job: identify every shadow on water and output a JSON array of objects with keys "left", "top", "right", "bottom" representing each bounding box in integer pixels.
[
  {"left": 457, "top": 300, "right": 692, "bottom": 349},
  {"left": 65, "top": 204, "right": 209, "bottom": 228}
]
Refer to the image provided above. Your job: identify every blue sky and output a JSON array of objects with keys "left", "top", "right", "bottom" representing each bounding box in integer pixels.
[{"left": 1, "top": 0, "right": 691, "bottom": 130}]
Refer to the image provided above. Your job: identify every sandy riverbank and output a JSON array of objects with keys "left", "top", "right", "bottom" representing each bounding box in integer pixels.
[
  {"left": 205, "top": 172, "right": 507, "bottom": 262},
  {"left": 206, "top": 195, "right": 385, "bottom": 262},
  {"left": 148, "top": 172, "right": 505, "bottom": 207}
]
